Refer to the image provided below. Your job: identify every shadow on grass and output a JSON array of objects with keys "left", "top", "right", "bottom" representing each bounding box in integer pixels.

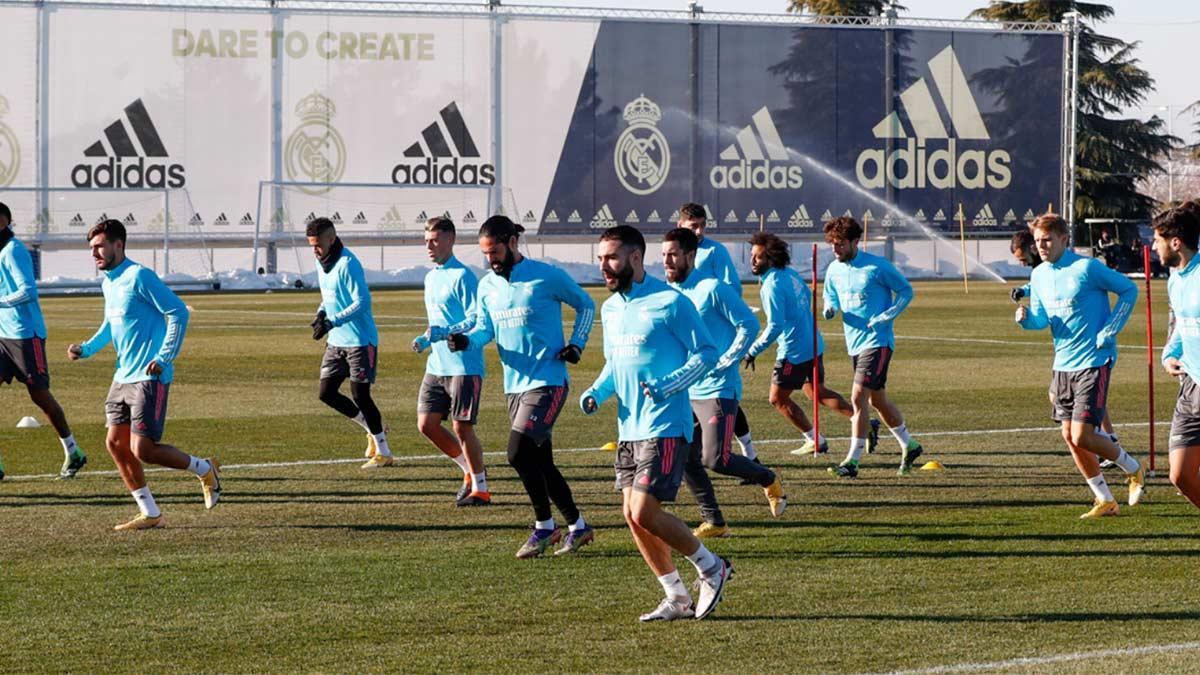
[
  {"left": 863, "top": 532, "right": 1200, "bottom": 543},
  {"left": 732, "top": 548, "right": 1200, "bottom": 560},
  {"left": 709, "top": 610, "right": 1200, "bottom": 623}
]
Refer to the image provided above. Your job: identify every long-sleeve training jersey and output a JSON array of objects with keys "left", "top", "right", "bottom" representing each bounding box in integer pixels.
[
  {"left": 317, "top": 246, "right": 378, "bottom": 348},
  {"left": 748, "top": 265, "right": 824, "bottom": 364},
  {"left": 671, "top": 272, "right": 758, "bottom": 400},
  {"left": 422, "top": 255, "right": 484, "bottom": 377},
  {"left": 1163, "top": 254, "right": 1200, "bottom": 381},
  {"left": 695, "top": 237, "right": 740, "bottom": 289},
  {"left": 0, "top": 234, "right": 46, "bottom": 339},
  {"left": 823, "top": 250, "right": 914, "bottom": 356}
]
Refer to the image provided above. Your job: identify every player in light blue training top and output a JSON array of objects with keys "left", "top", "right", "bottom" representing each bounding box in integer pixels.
[
  {"left": 1016, "top": 213, "right": 1145, "bottom": 518},
  {"left": 745, "top": 231, "right": 862, "bottom": 462},
  {"left": 661, "top": 227, "right": 786, "bottom": 540},
  {"left": 411, "top": 216, "right": 490, "bottom": 507},
  {"left": 678, "top": 202, "right": 739, "bottom": 288},
  {"left": 69, "top": 219, "right": 219, "bottom": 531},
  {"left": 580, "top": 225, "right": 731, "bottom": 623},
  {"left": 822, "top": 216, "right": 924, "bottom": 478},
  {"left": 0, "top": 202, "right": 86, "bottom": 481},
  {"left": 307, "top": 217, "right": 393, "bottom": 470},
  {"left": 1009, "top": 226, "right": 1130, "bottom": 470},
  {"left": 1152, "top": 205, "right": 1200, "bottom": 511},
  {"left": 441, "top": 216, "right": 595, "bottom": 559}
]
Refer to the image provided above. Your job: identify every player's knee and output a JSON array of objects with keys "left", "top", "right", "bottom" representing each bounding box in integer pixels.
[
  {"left": 629, "top": 501, "right": 659, "bottom": 531},
  {"left": 129, "top": 437, "right": 155, "bottom": 461},
  {"left": 505, "top": 431, "right": 527, "bottom": 467},
  {"left": 317, "top": 380, "right": 339, "bottom": 405},
  {"left": 1068, "top": 426, "right": 1090, "bottom": 447},
  {"left": 451, "top": 420, "right": 474, "bottom": 439},
  {"left": 700, "top": 450, "right": 722, "bottom": 471},
  {"left": 417, "top": 417, "right": 439, "bottom": 438},
  {"left": 768, "top": 390, "right": 789, "bottom": 409}
]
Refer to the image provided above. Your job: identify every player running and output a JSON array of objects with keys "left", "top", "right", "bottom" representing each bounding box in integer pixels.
[
  {"left": 677, "top": 203, "right": 760, "bottom": 463},
  {"left": 442, "top": 215, "right": 595, "bottom": 558},
  {"left": 307, "top": 217, "right": 393, "bottom": 469},
  {"left": 1016, "top": 213, "right": 1146, "bottom": 518},
  {"left": 661, "top": 227, "right": 786, "bottom": 539},
  {"left": 68, "top": 219, "right": 218, "bottom": 530},
  {"left": 0, "top": 202, "right": 86, "bottom": 480},
  {"left": 411, "top": 217, "right": 490, "bottom": 506},
  {"left": 1010, "top": 226, "right": 1129, "bottom": 469},
  {"left": 582, "top": 225, "right": 732, "bottom": 622},
  {"left": 744, "top": 232, "right": 865, "bottom": 459},
  {"left": 1153, "top": 206, "right": 1200, "bottom": 509},
  {"left": 822, "top": 216, "right": 925, "bottom": 477}
]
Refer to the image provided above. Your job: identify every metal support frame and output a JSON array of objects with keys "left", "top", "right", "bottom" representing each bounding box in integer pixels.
[{"left": 1062, "top": 11, "right": 1081, "bottom": 244}]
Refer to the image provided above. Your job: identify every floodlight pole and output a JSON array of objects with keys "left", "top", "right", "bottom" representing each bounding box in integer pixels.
[
  {"left": 1063, "top": 11, "right": 1081, "bottom": 245},
  {"left": 489, "top": 0, "right": 504, "bottom": 217}
]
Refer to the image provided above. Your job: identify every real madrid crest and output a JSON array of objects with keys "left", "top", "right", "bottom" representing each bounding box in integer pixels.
[
  {"left": 614, "top": 94, "right": 670, "bottom": 196},
  {"left": 285, "top": 92, "right": 347, "bottom": 195},
  {"left": 0, "top": 96, "right": 20, "bottom": 188}
]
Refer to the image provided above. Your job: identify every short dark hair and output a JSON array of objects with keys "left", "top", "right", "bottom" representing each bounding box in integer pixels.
[
  {"left": 679, "top": 203, "right": 706, "bottom": 223},
  {"left": 479, "top": 215, "right": 524, "bottom": 241},
  {"left": 599, "top": 225, "right": 645, "bottom": 255},
  {"left": 425, "top": 217, "right": 455, "bottom": 235},
  {"left": 87, "top": 219, "right": 127, "bottom": 244},
  {"left": 1010, "top": 229, "right": 1035, "bottom": 253},
  {"left": 823, "top": 216, "right": 862, "bottom": 242},
  {"left": 663, "top": 227, "right": 698, "bottom": 253},
  {"left": 305, "top": 217, "right": 335, "bottom": 238},
  {"left": 1152, "top": 207, "right": 1200, "bottom": 252},
  {"left": 0, "top": 202, "right": 10, "bottom": 223},
  {"left": 749, "top": 231, "right": 790, "bottom": 268}
]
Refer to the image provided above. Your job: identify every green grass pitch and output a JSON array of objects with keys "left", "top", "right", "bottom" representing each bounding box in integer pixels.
[{"left": 3, "top": 280, "right": 1199, "bottom": 673}]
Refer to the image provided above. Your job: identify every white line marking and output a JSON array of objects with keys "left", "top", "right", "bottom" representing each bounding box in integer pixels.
[
  {"left": 2, "top": 421, "right": 1169, "bottom": 482},
  {"left": 873, "top": 641, "right": 1200, "bottom": 674},
  {"left": 896, "top": 334, "right": 1152, "bottom": 351}
]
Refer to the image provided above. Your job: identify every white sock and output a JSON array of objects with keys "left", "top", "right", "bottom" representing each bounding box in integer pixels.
[
  {"left": 737, "top": 433, "right": 756, "bottom": 460},
  {"left": 685, "top": 543, "right": 720, "bottom": 577},
  {"left": 350, "top": 412, "right": 370, "bottom": 432},
  {"left": 373, "top": 432, "right": 391, "bottom": 457},
  {"left": 569, "top": 515, "right": 587, "bottom": 532},
  {"left": 535, "top": 518, "right": 555, "bottom": 531},
  {"left": 890, "top": 423, "right": 912, "bottom": 449},
  {"left": 472, "top": 472, "right": 488, "bottom": 493},
  {"left": 1114, "top": 449, "right": 1140, "bottom": 474},
  {"left": 60, "top": 434, "right": 78, "bottom": 458},
  {"left": 845, "top": 438, "right": 866, "bottom": 464},
  {"left": 187, "top": 456, "right": 211, "bottom": 477},
  {"left": 131, "top": 486, "right": 161, "bottom": 518},
  {"left": 803, "top": 429, "right": 827, "bottom": 446},
  {"left": 657, "top": 571, "right": 690, "bottom": 602},
  {"left": 451, "top": 453, "right": 470, "bottom": 473},
  {"left": 1086, "top": 474, "right": 1115, "bottom": 503}
]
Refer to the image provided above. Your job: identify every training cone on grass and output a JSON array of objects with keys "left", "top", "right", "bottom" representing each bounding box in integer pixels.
[
  {"left": 16, "top": 416, "right": 40, "bottom": 429},
  {"left": 601, "top": 441, "right": 617, "bottom": 451},
  {"left": 919, "top": 460, "right": 945, "bottom": 472}
]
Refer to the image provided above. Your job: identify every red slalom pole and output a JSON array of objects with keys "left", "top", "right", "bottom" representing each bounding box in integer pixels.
[
  {"left": 1143, "top": 245, "right": 1156, "bottom": 474},
  {"left": 812, "top": 243, "right": 820, "bottom": 457}
]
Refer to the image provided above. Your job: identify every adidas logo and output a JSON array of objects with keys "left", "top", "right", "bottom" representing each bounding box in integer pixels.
[
  {"left": 523, "top": 210, "right": 537, "bottom": 224},
  {"left": 330, "top": 212, "right": 343, "bottom": 225},
  {"left": 647, "top": 210, "right": 662, "bottom": 224},
  {"left": 821, "top": 209, "right": 833, "bottom": 221},
  {"left": 710, "top": 106, "right": 802, "bottom": 190},
  {"left": 1003, "top": 208, "right": 1017, "bottom": 223},
  {"left": 669, "top": 210, "right": 681, "bottom": 222},
  {"left": 71, "top": 98, "right": 185, "bottom": 189},
  {"left": 213, "top": 213, "right": 230, "bottom": 226},
  {"left": 933, "top": 209, "right": 947, "bottom": 222},
  {"left": 123, "top": 213, "right": 139, "bottom": 228},
  {"left": 787, "top": 205, "right": 814, "bottom": 229},
  {"left": 414, "top": 210, "right": 428, "bottom": 225},
  {"left": 881, "top": 212, "right": 902, "bottom": 227},
  {"left": 69, "top": 213, "right": 85, "bottom": 227},
  {"left": 392, "top": 102, "right": 495, "bottom": 186},
  {"left": 724, "top": 210, "right": 739, "bottom": 224},
  {"left": 842, "top": 209, "right": 853, "bottom": 218},
  {"left": 96, "top": 213, "right": 109, "bottom": 225},
  {"left": 271, "top": 208, "right": 288, "bottom": 226},
  {"left": 304, "top": 212, "right": 317, "bottom": 225},
  {"left": 856, "top": 46, "right": 1011, "bottom": 191},
  {"left": 862, "top": 209, "right": 875, "bottom": 223},
  {"left": 464, "top": 210, "right": 478, "bottom": 224},
  {"left": 545, "top": 210, "right": 560, "bottom": 224},
  {"left": 149, "top": 212, "right": 165, "bottom": 229},
  {"left": 767, "top": 210, "right": 781, "bottom": 224},
  {"left": 240, "top": 213, "right": 255, "bottom": 227},
  {"left": 589, "top": 204, "right": 617, "bottom": 229},
  {"left": 914, "top": 209, "right": 927, "bottom": 222},
  {"left": 567, "top": 210, "right": 582, "bottom": 224},
  {"left": 625, "top": 210, "right": 639, "bottom": 224},
  {"left": 972, "top": 204, "right": 997, "bottom": 227},
  {"left": 380, "top": 206, "right": 404, "bottom": 229},
  {"left": 353, "top": 211, "right": 368, "bottom": 225},
  {"left": 1024, "top": 208, "right": 1036, "bottom": 222},
  {"left": 746, "top": 210, "right": 760, "bottom": 223},
  {"left": 189, "top": 213, "right": 204, "bottom": 227}
]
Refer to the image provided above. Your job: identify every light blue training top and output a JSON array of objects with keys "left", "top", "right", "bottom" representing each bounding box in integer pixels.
[{"left": 823, "top": 250, "right": 914, "bottom": 357}]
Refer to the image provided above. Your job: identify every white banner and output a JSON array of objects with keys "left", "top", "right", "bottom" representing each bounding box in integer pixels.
[{"left": 0, "top": 6, "right": 41, "bottom": 212}]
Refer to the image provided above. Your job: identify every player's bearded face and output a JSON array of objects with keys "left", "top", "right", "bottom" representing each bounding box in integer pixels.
[
  {"left": 480, "top": 236, "right": 516, "bottom": 276},
  {"left": 89, "top": 234, "right": 121, "bottom": 271},
  {"left": 750, "top": 245, "right": 769, "bottom": 275},
  {"left": 661, "top": 242, "right": 692, "bottom": 283},
  {"left": 599, "top": 240, "right": 635, "bottom": 293},
  {"left": 1153, "top": 232, "right": 1180, "bottom": 267},
  {"left": 830, "top": 236, "right": 856, "bottom": 263}
]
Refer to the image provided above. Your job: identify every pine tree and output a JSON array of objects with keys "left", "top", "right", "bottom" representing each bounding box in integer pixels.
[
  {"left": 970, "top": 1, "right": 1175, "bottom": 219},
  {"left": 786, "top": 0, "right": 894, "bottom": 14}
]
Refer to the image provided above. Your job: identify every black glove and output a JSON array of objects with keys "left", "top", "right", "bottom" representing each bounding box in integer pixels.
[
  {"left": 557, "top": 344, "right": 582, "bottom": 364},
  {"left": 447, "top": 333, "right": 469, "bottom": 352},
  {"left": 742, "top": 355, "right": 756, "bottom": 371},
  {"left": 311, "top": 310, "right": 332, "bottom": 341},
  {"left": 1009, "top": 286, "right": 1026, "bottom": 304}
]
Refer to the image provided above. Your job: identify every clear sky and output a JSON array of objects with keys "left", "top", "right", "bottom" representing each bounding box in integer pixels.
[{"left": 505, "top": 0, "right": 1200, "bottom": 143}]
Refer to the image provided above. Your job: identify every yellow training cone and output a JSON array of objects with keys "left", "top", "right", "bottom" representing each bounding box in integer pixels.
[
  {"left": 919, "top": 460, "right": 945, "bottom": 471},
  {"left": 601, "top": 441, "right": 618, "bottom": 451}
]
